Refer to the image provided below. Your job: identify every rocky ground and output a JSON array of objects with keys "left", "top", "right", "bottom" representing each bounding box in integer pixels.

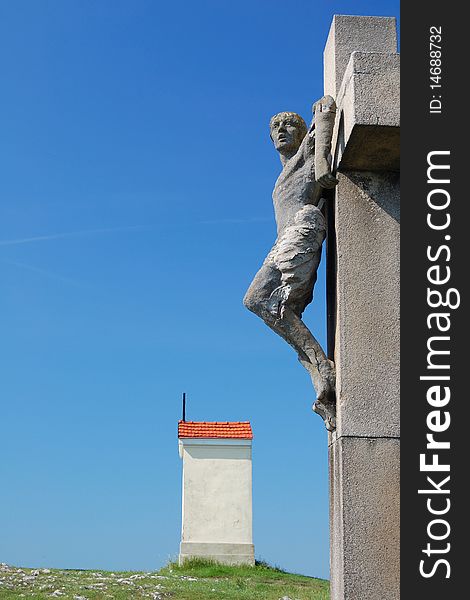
[
  {"left": 0, "top": 561, "right": 329, "bottom": 600},
  {"left": 0, "top": 564, "right": 170, "bottom": 599}
]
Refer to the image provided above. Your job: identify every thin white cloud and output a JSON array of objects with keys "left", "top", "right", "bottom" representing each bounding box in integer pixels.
[
  {"left": 1, "top": 258, "right": 83, "bottom": 287},
  {"left": 0, "top": 220, "right": 269, "bottom": 248},
  {"left": 0, "top": 226, "right": 143, "bottom": 247}
]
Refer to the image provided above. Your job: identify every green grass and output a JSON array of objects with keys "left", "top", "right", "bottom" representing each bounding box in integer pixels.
[{"left": 0, "top": 559, "right": 329, "bottom": 599}]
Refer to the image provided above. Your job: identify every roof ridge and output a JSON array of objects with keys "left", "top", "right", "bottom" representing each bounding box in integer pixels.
[
  {"left": 178, "top": 420, "right": 251, "bottom": 424},
  {"left": 178, "top": 420, "right": 253, "bottom": 440}
]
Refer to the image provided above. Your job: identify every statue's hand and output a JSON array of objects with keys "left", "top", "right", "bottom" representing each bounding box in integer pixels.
[{"left": 316, "top": 159, "right": 339, "bottom": 189}]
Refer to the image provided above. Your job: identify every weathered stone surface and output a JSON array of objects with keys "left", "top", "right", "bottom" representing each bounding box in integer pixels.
[
  {"left": 324, "top": 15, "right": 397, "bottom": 98},
  {"left": 329, "top": 437, "right": 400, "bottom": 600},
  {"left": 332, "top": 170, "right": 400, "bottom": 440},
  {"left": 333, "top": 52, "right": 400, "bottom": 172}
]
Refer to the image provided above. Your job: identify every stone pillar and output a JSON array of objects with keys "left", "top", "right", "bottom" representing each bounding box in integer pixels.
[{"left": 324, "top": 16, "right": 400, "bottom": 600}]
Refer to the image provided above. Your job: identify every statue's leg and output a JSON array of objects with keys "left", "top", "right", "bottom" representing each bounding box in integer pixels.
[
  {"left": 244, "top": 257, "right": 336, "bottom": 430},
  {"left": 269, "top": 207, "right": 336, "bottom": 429},
  {"left": 255, "top": 299, "right": 336, "bottom": 431},
  {"left": 272, "top": 307, "right": 336, "bottom": 431},
  {"left": 244, "top": 205, "right": 336, "bottom": 430},
  {"left": 243, "top": 257, "right": 282, "bottom": 316}
]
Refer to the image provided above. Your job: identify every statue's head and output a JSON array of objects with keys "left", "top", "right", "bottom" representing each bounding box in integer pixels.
[{"left": 269, "top": 112, "right": 307, "bottom": 155}]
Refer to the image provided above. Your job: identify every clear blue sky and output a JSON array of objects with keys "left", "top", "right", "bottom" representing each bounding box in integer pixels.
[{"left": 0, "top": 0, "right": 399, "bottom": 579}]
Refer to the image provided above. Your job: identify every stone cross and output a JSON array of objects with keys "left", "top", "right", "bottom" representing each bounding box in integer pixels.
[{"left": 324, "top": 15, "right": 400, "bottom": 600}]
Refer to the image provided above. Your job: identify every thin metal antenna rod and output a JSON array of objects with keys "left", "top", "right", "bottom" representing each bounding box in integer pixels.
[{"left": 182, "top": 392, "right": 186, "bottom": 422}]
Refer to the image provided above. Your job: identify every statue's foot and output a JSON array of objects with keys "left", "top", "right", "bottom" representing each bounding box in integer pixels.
[{"left": 312, "top": 359, "right": 337, "bottom": 431}]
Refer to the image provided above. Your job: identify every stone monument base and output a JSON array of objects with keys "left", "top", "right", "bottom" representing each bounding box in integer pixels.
[
  {"left": 179, "top": 542, "right": 255, "bottom": 566},
  {"left": 329, "top": 436, "right": 400, "bottom": 599}
]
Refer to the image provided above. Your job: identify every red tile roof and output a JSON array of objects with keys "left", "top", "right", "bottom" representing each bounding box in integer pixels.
[{"left": 178, "top": 421, "right": 253, "bottom": 440}]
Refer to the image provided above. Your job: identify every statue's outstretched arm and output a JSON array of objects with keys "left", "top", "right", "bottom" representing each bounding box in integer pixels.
[{"left": 313, "top": 95, "right": 338, "bottom": 189}]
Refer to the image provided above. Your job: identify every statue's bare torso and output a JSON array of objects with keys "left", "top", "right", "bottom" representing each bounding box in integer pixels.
[{"left": 272, "top": 135, "right": 322, "bottom": 235}]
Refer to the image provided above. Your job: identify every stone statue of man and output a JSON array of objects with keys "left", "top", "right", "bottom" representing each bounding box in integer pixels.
[{"left": 244, "top": 96, "right": 338, "bottom": 431}]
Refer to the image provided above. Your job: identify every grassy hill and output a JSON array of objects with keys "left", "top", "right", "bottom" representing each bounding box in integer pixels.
[{"left": 0, "top": 559, "right": 329, "bottom": 600}]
